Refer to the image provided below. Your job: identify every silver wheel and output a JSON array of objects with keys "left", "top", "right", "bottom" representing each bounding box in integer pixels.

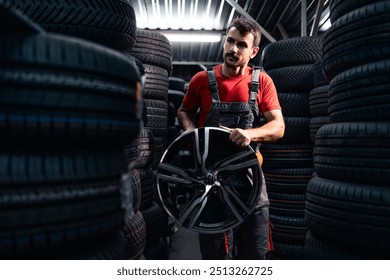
[{"left": 157, "top": 127, "right": 262, "bottom": 234}]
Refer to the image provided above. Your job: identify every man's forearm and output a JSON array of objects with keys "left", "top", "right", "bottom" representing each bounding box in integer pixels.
[
  {"left": 249, "top": 109, "right": 285, "bottom": 143},
  {"left": 177, "top": 109, "right": 196, "bottom": 131},
  {"left": 248, "top": 120, "right": 285, "bottom": 143}
]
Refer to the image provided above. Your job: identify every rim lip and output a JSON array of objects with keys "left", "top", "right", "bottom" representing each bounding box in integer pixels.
[{"left": 157, "top": 127, "right": 262, "bottom": 234}]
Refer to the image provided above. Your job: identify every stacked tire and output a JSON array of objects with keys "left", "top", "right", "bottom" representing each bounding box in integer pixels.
[
  {"left": 261, "top": 37, "right": 323, "bottom": 259},
  {"left": 0, "top": 1, "right": 142, "bottom": 259},
  {"left": 123, "top": 128, "right": 164, "bottom": 259},
  {"left": 12, "top": 0, "right": 137, "bottom": 53},
  {"left": 305, "top": 0, "right": 390, "bottom": 259},
  {"left": 309, "top": 58, "right": 330, "bottom": 143},
  {"left": 129, "top": 29, "right": 172, "bottom": 259},
  {"left": 167, "top": 77, "right": 186, "bottom": 145}
]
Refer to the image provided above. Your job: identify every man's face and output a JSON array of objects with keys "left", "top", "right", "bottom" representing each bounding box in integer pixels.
[{"left": 223, "top": 27, "right": 259, "bottom": 68}]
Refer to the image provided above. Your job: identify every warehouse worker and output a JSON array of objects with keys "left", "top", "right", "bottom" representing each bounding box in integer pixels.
[{"left": 177, "top": 17, "right": 285, "bottom": 259}]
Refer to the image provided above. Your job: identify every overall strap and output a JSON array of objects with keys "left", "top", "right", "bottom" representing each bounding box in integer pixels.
[
  {"left": 206, "top": 65, "right": 220, "bottom": 102},
  {"left": 250, "top": 66, "right": 261, "bottom": 101},
  {"left": 249, "top": 66, "right": 261, "bottom": 111}
]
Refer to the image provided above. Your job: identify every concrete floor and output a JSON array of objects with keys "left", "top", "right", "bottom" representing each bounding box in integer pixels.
[{"left": 168, "top": 224, "right": 202, "bottom": 260}]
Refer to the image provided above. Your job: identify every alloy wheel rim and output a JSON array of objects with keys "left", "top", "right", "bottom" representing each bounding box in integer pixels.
[{"left": 157, "top": 127, "right": 262, "bottom": 234}]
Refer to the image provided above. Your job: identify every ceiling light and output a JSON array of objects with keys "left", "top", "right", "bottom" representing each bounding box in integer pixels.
[
  {"left": 163, "top": 32, "right": 222, "bottom": 42},
  {"left": 319, "top": 18, "right": 331, "bottom": 31},
  {"left": 319, "top": 10, "right": 332, "bottom": 32}
]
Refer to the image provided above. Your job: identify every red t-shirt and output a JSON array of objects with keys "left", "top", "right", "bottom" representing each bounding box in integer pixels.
[{"left": 182, "top": 64, "right": 282, "bottom": 127}]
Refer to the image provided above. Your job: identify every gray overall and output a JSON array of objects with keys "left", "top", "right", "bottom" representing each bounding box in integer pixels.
[{"left": 198, "top": 66, "right": 270, "bottom": 260}]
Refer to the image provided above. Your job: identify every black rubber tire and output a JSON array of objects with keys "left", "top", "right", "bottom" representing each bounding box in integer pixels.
[
  {"left": 68, "top": 231, "right": 134, "bottom": 260},
  {"left": 167, "top": 102, "right": 176, "bottom": 127},
  {"left": 310, "top": 116, "right": 330, "bottom": 143},
  {"left": 0, "top": 32, "right": 142, "bottom": 149},
  {"left": 169, "top": 77, "right": 186, "bottom": 92},
  {"left": 313, "top": 122, "right": 390, "bottom": 185},
  {"left": 260, "top": 143, "right": 314, "bottom": 169},
  {"left": 305, "top": 231, "right": 374, "bottom": 260},
  {"left": 328, "top": 60, "right": 390, "bottom": 122},
  {"left": 277, "top": 93, "right": 310, "bottom": 117},
  {"left": 305, "top": 176, "right": 390, "bottom": 257},
  {"left": 12, "top": 0, "right": 137, "bottom": 52},
  {"left": 138, "top": 167, "right": 155, "bottom": 210},
  {"left": 323, "top": 2, "right": 390, "bottom": 80},
  {"left": 264, "top": 168, "right": 314, "bottom": 194},
  {"left": 167, "top": 126, "right": 180, "bottom": 146},
  {"left": 329, "top": 0, "right": 383, "bottom": 22},
  {"left": 134, "top": 128, "right": 155, "bottom": 169},
  {"left": 269, "top": 192, "right": 306, "bottom": 217},
  {"left": 143, "top": 99, "right": 168, "bottom": 138},
  {"left": 272, "top": 242, "right": 305, "bottom": 260},
  {"left": 267, "top": 65, "right": 315, "bottom": 92},
  {"left": 152, "top": 136, "right": 167, "bottom": 170},
  {"left": 125, "top": 128, "right": 155, "bottom": 169},
  {"left": 168, "top": 90, "right": 186, "bottom": 112},
  {"left": 130, "top": 29, "right": 172, "bottom": 73},
  {"left": 121, "top": 210, "right": 147, "bottom": 260},
  {"left": 123, "top": 138, "right": 140, "bottom": 164},
  {"left": 143, "top": 64, "right": 169, "bottom": 101},
  {"left": 131, "top": 169, "right": 142, "bottom": 214},
  {"left": 0, "top": 150, "right": 129, "bottom": 259},
  {"left": 262, "top": 37, "right": 323, "bottom": 70},
  {"left": 309, "top": 85, "right": 329, "bottom": 117},
  {"left": 270, "top": 215, "right": 307, "bottom": 244},
  {"left": 141, "top": 202, "right": 167, "bottom": 246},
  {"left": 279, "top": 117, "right": 311, "bottom": 144},
  {"left": 312, "top": 58, "right": 329, "bottom": 87}
]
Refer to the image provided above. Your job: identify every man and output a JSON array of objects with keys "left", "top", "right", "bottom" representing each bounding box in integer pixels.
[{"left": 177, "top": 17, "right": 285, "bottom": 259}]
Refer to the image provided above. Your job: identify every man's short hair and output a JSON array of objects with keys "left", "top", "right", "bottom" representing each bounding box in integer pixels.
[{"left": 227, "top": 17, "right": 261, "bottom": 47}]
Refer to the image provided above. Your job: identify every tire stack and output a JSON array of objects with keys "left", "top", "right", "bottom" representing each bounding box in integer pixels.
[
  {"left": 120, "top": 58, "right": 148, "bottom": 260},
  {"left": 11, "top": 0, "right": 150, "bottom": 260},
  {"left": 309, "top": 59, "right": 330, "bottom": 143},
  {"left": 130, "top": 29, "right": 172, "bottom": 259},
  {"left": 305, "top": 0, "right": 390, "bottom": 259},
  {"left": 167, "top": 77, "right": 186, "bottom": 145},
  {"left": 260, "top": 37, "right": 323, "bottom": 259},
  {"left": 0, "top": 1, "right": 142, "bottom": 259},
  {"left": 122, "top": 128, "right": 151, "bottom": 260},
  {"left": 165, "top": 77, "right": 186, "bottom": 236}
]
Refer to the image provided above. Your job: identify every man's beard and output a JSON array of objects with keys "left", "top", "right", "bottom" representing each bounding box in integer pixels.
[{"left": 224, "top": 52, "right": 242, "bottom": 68}]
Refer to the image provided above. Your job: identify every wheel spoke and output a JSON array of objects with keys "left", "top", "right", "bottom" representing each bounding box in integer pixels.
[
  {"left": 178, "top": 185, "right": 212, "bottom": 225},
  {"left": 186, "top": 194, "right": 209, "bottom": 229},
  {"left": 194, "top": 128, "right": 210, "bottom": 174},
  {"left": 215, "top": 150, "right": 258, "bottom": 173},
  {"left": 219, "top": 183, "right": 251, "bottom": 218},
  {"left": 159, "top": 162, "right": 201, "bottom": 184},
  {"left": 157, "top": 173, "right": 193, "bottom": 185}
]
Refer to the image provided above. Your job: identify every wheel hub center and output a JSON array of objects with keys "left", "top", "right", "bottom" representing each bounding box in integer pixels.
[{"left": 205, "top": 172, "right": 216, "bottom": 184}]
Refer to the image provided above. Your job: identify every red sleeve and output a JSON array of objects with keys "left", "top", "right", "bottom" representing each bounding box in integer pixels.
[
  {"left": 181, "top": 71, "right": 204, "bottom": 114},
  {"left": 258, "top": 71, "right": 282, "bottom": 113}
]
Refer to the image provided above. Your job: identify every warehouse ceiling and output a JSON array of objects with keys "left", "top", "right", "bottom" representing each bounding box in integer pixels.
[{"left": 132, "top": 0, "right": 331, "bottom": 80}]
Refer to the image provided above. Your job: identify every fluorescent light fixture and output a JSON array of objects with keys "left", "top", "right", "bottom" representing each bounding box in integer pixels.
[
  {"left": 319, "top": 10, "right": 332, "bottom": 32},
  {"left": 163, "top": 32, "right": 222, "bottom": 42},
  {"left": 319, "top": 18, "right": 331, "bottom": 31}
]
